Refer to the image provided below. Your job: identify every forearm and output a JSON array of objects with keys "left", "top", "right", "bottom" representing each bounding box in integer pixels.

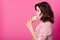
[
  {"left": 29, "top": 26, "right": 37, "bottom": 40},
  {"left": 26, "top": 16, "right": 38, "bottom": 40}
]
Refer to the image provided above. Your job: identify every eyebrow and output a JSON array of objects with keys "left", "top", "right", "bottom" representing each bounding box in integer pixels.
[{"left": 36, "top": 9, "right": 39, "bottom": 11}]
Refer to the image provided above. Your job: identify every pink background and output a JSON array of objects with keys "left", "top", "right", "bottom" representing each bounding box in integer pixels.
[{"left": 0, "top": 0, "right": 60, "bottom": 40}]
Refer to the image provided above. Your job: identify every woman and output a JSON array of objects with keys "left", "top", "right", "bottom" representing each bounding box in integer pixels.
[{"left": 26, "top": 2, "right": 54, "bottom": 40}]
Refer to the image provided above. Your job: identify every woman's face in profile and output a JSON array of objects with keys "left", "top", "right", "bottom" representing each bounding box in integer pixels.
[{"left": 36, "top": 6, "right": 42, "bottom": 19}]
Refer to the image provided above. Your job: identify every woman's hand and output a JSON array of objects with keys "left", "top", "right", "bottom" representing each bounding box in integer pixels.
[
  {"left": 26, "top": 19, "right": 33, "bottom": 31},
  {"left": 26, "top": 16, "right": 37, "bottom": 31},
  {"left": 26, "top": 19, "right": 38, "bottom": 40}
]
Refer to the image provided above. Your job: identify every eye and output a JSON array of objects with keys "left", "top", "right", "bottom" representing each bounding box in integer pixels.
[{"left": 36, "top": 9, "right": 39, "bottom": 12}]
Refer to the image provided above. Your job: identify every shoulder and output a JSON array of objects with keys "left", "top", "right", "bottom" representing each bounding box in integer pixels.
[
  {"left": 39, "top": 21, "right": 52, "bottom": 36},
  {"left": 40, "top": 21, "right": 52, "bottom": 32},
  {"left": 42, "top": 21, "right": 52, "bottom": 27}
]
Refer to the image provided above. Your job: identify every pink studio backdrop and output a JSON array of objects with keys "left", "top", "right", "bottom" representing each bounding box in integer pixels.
[{"left": 0, "top": 0, "right": 60, "bottom": 40}]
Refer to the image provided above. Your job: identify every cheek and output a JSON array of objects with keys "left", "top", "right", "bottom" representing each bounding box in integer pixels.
[
  {"left": 36, "top": 11, "right": 39, "bottom": 16},
  {"left": 36, "top": 12, "right": 40, "bottom": 17},
  {"left": 39, "top": 10, "right": 41, "bottom": 14},
  {"left": 36, "top": 12, "right": 40, "bottom": 15},
  {"left": 36, "top": 10, "right": 41, "bottom": 16},
  {"left": 36, "top": 11, "right": 38, "bottom": 14}
]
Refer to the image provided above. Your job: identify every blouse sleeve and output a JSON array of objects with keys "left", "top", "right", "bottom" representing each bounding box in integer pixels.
[{"left": 38, "top": 23, "right": 52, "bottom": 40}]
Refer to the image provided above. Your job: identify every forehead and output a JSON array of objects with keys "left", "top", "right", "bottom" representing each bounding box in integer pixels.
[{"left": 36, "top": 6, "right": 40, "bottom": 10}]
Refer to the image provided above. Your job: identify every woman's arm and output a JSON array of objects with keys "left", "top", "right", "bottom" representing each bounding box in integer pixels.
[
  {"left": 29, "top": 25, "right": 38, "bottom": 40},
  {"left": 26, "top": 18, "right": 38, "bottom": 40}
]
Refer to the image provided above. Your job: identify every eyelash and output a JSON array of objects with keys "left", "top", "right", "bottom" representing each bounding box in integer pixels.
[{"left": 37, "top": 10, "right": 39, "bottom": 12}]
